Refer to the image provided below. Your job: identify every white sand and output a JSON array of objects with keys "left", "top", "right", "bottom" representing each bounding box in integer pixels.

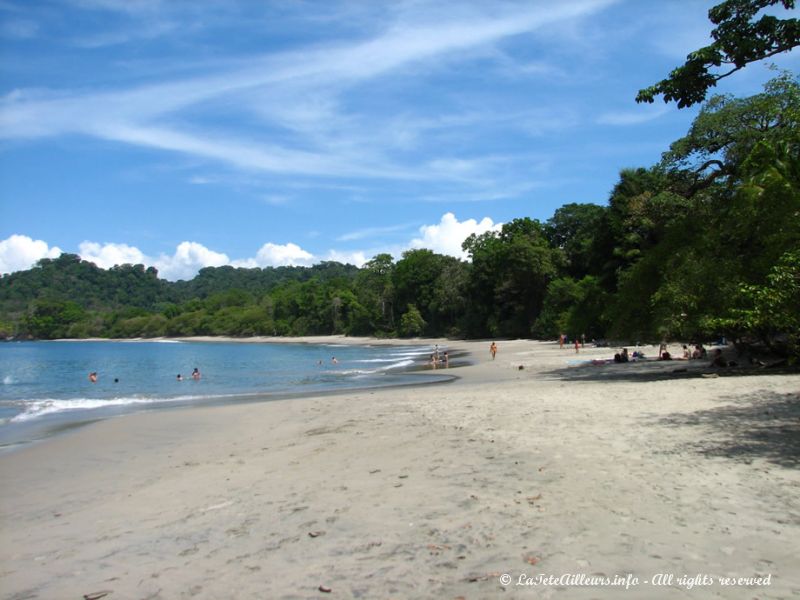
[{"left": 1, "top": 339, "right": 799, "bottom": 599}]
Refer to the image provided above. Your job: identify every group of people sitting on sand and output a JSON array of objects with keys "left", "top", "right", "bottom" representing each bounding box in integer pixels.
[
  {"left": 655, "top": 343, "right": 707, "bottom": 361},
  {"left": 613, "top": 347, "right": 646, "bottom": 363},
  {"left": 611, "top": 342, "right": 732, "bottom": 368}
]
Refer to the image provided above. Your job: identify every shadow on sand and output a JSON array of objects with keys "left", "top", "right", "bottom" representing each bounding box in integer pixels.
[
  {"left": 545, "top": 359, "right": 800, "bottom": 468},
  {"left": 657, "top": 391, "right": 800, "bottom": 468},
  {"left": 546, "top": 358, "right": 797, "bottom": 384}
]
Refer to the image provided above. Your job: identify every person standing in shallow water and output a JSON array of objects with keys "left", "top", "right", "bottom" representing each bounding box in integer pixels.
[
  {"left": 192, "top": 368, "right": 201, "bottom": 380},
  {"left": 490, "top": 342, "right": 497, "bottom": 360}
]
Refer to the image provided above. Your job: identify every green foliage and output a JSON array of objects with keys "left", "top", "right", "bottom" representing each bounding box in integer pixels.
[
  {"left": 545, "top": 203, "right": 606, "bottom": 278},
  {"left": 463, "top": 218, "right": 561, "bottom": 337},
  {"left": 714, "top": 250, "right": 800, "bottom": 357},
  {"left": 393, "top": 249, "right": 445, "bottom": 335},
  {"left": 535, "top": 276, "right": 609, "bottom": 340},
  {"left": 399, "top": 304, "right": 426, "bottom": 337},
  {"left": 661, "top": 71, "right": 800, "bottom": 188},
  {"left": 0, "top": 318, "right": 16, "bottom": 339},
  {"left": 730, "top": 138, "right": 800, "bottom": 278},
  {"left": 355, "top": 253, "right": 396, "bottom": 333},
  {"left": 25, "top": 299, "right": 87, "bottom": 339},
  {"left": 637, "top": 0, "right": 799, "bottom": 107},
  {"left": 532, "top": 277, "right": 582, "bottom": 338}
]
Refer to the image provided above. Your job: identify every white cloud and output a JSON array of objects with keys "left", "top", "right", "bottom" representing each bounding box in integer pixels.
[
  {"left": 323, "top": 249, "right": 368, "bottom": 267},
  {"left": 410, "top": 212, "right": 501, "bottom": 259},
  {"left": 256, "top": 242, "right": 314, "bottom": 267},
  {"left": 76, "top": 239, "right": 229, "bottom": 280},
  {"left": 76, "top": 239, "right": 313, "bottom": 279},
  {"left": 78, "top": 240, "right": 146, "bottom": 269},
  {"left": 155, "top": 241, "right": 230, "bottom": 281},
  {"left": 1, "top": 215, "right": 505, "bottom": 281},
  {"left": 232, "top": 242, "right": 314, "bottom": 269},
  {"left": 0, "top": 234, "right": 62, "bottom": 274}
]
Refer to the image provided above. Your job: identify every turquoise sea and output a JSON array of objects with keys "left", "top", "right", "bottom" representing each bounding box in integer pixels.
[{"left": 0, "top": 340, "right": 455, "bottom": 450}]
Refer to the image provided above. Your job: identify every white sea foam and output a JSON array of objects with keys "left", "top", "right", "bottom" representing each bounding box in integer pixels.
[
  {"left": 389, "top": 349, "right": 437, "bottom": 358},
  {"left": 357, "top": 357, "right": 410, "bottom": 363},
  {"left": 328, "top": 358, "right": 415, "bottom": 375},
  {"left": 380, "top": 359, "right": 415, "bottom": 370},
  {"left": 2, "top": 376, "right": 13, "bottom": 385},
  {"left": 10, "top": 394, "right": 204, "bottom": 422},
  {"left": 329, "top": 369, "right": 375, "bottom": 376}
]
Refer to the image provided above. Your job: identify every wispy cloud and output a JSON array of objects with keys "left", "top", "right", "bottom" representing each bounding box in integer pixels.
[
  {"left": 597, "top": 104, "right": 671, "bottom": 126},
  {"left": 645, "top": 2, "right": 714, "bottom": 61},
  {"left": 0, "top": 18, "right": 38, "bottom": 39},
  {"left": 72, "top": 20, "right": 180, "bottom": 48},
  {"left": 70, "top": 0, "right": 165, "bottom": 14},
  {"left": 336, "top": 223, "right": 416, "bottom": 242},
  {"left": 0, "top": 0, "right": 618, "bottom": 191}
]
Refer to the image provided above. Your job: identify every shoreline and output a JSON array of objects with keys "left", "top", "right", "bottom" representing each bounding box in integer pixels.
[
  {"left": 41, "top": 334, "right": 458, "bottom": 346},
  {"left": 0, "top": 337, "right": 467, "bottom": 453},
  {"left": 2, "top": 340, "right": 799, "bottom": 598}
]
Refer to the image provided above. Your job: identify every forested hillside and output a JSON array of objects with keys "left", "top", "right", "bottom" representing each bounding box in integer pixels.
[{"left": 1, "top": 75, "right": 798, "bottom": 356}]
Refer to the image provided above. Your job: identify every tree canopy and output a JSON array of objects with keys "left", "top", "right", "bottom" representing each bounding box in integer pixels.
[{"left": 637, "top": 0, "right": 799, "bottom": 107}]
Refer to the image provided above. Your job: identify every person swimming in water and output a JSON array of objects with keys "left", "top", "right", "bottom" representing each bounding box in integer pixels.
[{"left": 192, "top": 367, "right": 201, "bottom": 380}]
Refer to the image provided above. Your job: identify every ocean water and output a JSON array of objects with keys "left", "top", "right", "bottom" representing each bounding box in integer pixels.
[{"left": 0, "top": 340, "right": 454, "bottom": 449}]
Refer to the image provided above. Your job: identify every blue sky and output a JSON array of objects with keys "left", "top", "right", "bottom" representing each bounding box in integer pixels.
[{"left": 1, "top": 0, "right": 798, "bottom": 280}]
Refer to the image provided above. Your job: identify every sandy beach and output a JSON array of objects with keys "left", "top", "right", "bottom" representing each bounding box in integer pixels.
[{"left": 1, "top": 339, "right": 799, "bottom": 599}]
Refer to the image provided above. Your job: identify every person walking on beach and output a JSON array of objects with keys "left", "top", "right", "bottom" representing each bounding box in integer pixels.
[
  {"left": 559, "top": 333, "right": 565, "bottom": 349},
  {"left": 575, "top": 338, "right": 580, "bottom": 354},
  {"left": 490, "top": 341, "right": 497, "bottom": 360}
]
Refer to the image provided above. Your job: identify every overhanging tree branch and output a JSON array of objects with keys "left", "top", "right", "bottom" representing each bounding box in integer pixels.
[{"left": 637, "top": 0, "right": 799, "bottom": 108}]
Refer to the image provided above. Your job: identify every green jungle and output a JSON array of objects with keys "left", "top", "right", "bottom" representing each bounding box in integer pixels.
[{"left": 2, "top": 73, "right": 799, "bottom": 357}]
